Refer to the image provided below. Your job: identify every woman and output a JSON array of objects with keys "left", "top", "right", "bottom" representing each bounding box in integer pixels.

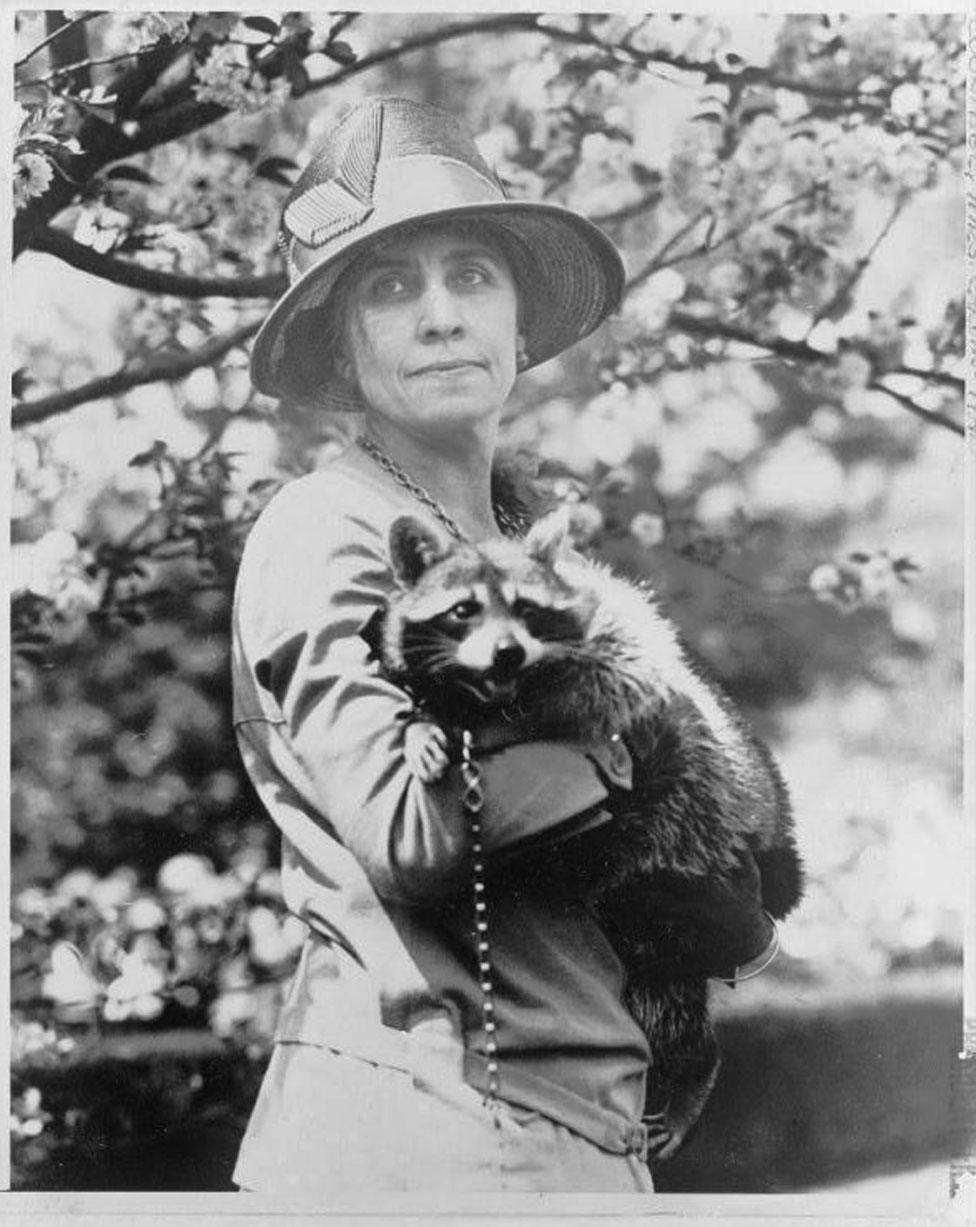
[{"left": 232, "top": 96, "right": 776, "bottom": 1196}]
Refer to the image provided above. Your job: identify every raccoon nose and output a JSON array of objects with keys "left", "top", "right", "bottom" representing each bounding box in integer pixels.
[{"left": 492, "top": 639, "right": 526, "bottom": 674}]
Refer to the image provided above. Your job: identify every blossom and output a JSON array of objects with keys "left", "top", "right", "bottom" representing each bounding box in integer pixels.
[
  {"left": 11, "top": 1087, "right": 50, "bottom": 1140},
  {"left": 566, "top": 501, "right": 604, "bottom": 547},
  {"left": 630, "top": 512, "right": 666, "bottom": 549},
  {"left": 41, "top": 942, "right": 102, "bottom": 1009},
  {"left": 157, "top": 853, "right": 215, "bottom": 896},
  {"left": 192, "top": 44, "right": 288, "bottom": 115},
  {"left": 103, "top": 952, "right": 166, "bottom": 1022},
  {"left": 808, "top": 563, "right": 841, "bottom": 599},
  {"left": 13, "top": 150, "right": 54, "bottom": 210}
]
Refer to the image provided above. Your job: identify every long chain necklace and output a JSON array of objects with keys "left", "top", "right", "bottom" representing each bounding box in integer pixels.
[
  {"left": 356, "top": 433, "right": 522, "bottom": 542},
  {"left": 356, "top": 430, "right": 506, "bottom": 1119}
]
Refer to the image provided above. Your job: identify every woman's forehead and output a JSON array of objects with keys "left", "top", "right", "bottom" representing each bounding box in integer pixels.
[{"left": 360, "top": 221, "right": 511, "bottom": 269}]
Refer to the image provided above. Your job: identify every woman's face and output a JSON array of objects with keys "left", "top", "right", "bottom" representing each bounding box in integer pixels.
[{"left": 340, "top": 225, "right": 521, "bottom": 436}]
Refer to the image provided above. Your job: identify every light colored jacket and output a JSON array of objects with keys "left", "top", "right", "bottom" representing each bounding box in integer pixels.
[{"left": 231, "top": 447, "right": 651, "bottom": 1154}]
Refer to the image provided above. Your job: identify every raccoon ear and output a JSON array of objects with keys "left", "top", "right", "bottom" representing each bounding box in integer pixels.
[
  {"left": 524, "top": 507, "right": 572, "bottom": 567},
  {"left": 388, "top": 516, "right": 449, "bottom": 586}
]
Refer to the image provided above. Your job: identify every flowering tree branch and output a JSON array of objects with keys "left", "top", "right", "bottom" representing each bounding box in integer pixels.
[
  {"left": 13, "top": 319, "right": 262, "bottom": 429},
  {"left": 31, "top": 227, "right": 286, "bottom": 299},
  {"left": 13, "top": 14, "right": 543, "bottom": 258},
  {"left": 537, "top": 18, "right": 925, "bottom": 104},
  {"left": 665, "top": 309, "right": 963, "bottom": 435}
]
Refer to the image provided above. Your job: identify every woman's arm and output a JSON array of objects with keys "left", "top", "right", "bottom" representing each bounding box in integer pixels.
[{"left": 234, "top": 476, "right": 630, "bottom": 905}]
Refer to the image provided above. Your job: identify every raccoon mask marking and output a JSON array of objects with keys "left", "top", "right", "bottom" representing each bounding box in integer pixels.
[{"left": 379, "top": 516, "right": 598, "bottom": 721}]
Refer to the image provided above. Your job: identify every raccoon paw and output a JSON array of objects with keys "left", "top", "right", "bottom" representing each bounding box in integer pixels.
[
  {"left": 404, "top": 720, "right": 450, "bottom": 783},
  {"left": 642, "top": 1110, "right": 681, "bottom": 1163}
]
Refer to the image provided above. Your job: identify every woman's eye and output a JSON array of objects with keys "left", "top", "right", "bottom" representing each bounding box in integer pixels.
[
  {"left": 369, "top": 273, "right": 409, "bottom": 301},
  {"left": 449, "top": 599, "right": 481, "bottom": 620},
  {"left": 454, "top": 265, "right": 490, "bottom": 288}
]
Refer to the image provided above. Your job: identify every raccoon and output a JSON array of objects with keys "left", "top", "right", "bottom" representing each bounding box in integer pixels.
[{"left": 368, "top": 511, "right": 804, "bottom": 1161}]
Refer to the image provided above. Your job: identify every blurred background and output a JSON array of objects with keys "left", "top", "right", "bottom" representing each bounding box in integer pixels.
[{"left": 9, "top": 9, "right": 966, "bottom": 1196}]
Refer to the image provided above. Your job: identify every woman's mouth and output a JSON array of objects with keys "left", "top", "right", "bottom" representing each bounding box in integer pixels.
[{"left": 410, "top": 359, "right": 485, "bottom": 377}]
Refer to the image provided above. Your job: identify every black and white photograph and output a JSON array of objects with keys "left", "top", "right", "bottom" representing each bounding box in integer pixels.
[{"left": 6, "top": 6, "right": 971, "bottom": 1216}]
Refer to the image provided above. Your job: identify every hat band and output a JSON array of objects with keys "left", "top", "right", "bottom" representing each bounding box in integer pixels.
[{"left": 289, "top": 154, "right": 506, "bottom": 279}]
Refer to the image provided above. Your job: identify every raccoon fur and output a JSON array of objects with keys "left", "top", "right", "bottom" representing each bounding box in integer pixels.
[{"left": 368, "top": 511, "right": 804, "bottom": 1161}]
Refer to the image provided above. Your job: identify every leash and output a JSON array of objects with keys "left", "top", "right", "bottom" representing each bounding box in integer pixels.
[{"left": 460, "top": 729, "right": 501, "bottom": 1123}]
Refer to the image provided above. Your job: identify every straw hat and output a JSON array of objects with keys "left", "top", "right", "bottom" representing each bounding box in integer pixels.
[{"left": 250, "top": 96, "right": 625, "bottom": 410}]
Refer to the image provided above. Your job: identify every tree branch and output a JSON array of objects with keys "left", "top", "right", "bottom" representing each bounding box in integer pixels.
[
  {"left": 590, "top": 190, "right": 663, "bottom": 227},
  {"left": 811, "top": 198, "right": 906, "bottom": 328},
  {"left": 14, "top": 14, "right": 544, "bottom": 257},
  {"left": 537, "top": 19, "right": 912, "bottom": 104},
  {"left": 663, "top": 310, "right": 963, "bottom": 436},
  {"left": 626, "top": 210, "right": 712, "bottom": 291},
  {"left": 302, "top": 13, "right": 540, "bottom": 92},
  {"left": 866, "top": 380, "right": 963, "bottom": 437},
  {"left": 14, "top": 10, "right": 99, "bottom": 70},
  {"left": 31, "top": 227, "right": 286, "bottom": 299},
  {"left": 13, "top": 320, "right": 262, "bottom": 429},
  {"left": 667, "top": 309, "right": 964, "bottom": 391}
]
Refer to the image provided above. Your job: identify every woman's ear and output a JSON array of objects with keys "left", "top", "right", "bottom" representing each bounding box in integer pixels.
[
  {"left": 388, "top": 516, "right": 450, "bottom": 586},
  {"left": 515, "top": 332, "right": 529, "bottom": 372}
]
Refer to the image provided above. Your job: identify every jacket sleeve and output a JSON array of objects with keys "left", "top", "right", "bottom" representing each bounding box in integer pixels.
[{"left": 233, "top": 478, "right": 630, "bottom": 905}]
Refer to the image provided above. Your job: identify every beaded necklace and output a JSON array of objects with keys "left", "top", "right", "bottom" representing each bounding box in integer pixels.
[
  {"left": 356, "top": 433, "right": 522, "bottom": 543},
  {"left": 356, "top": 431, "right": 506, "bottom": 1116}
]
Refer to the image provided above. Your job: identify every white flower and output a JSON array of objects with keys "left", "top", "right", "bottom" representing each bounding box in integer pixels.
[
  {"left": 808, "top": 563, "right": 841, "bottom": 598},
  {"left": 209, "top": 990, "right": 256, "bottom": 1037},
  {"left": 104, "top": 953, "right": 166, "bottom": 1022},
  {"left": 889, "top": 598, "right": 937, "bottom": 649},
  {"left": 56, "top": 866, "right": 98, "bottom": 900},
  {"left": 695, "top": 484, "right": 741, "bottom": 525},
  {"left": 41, "top": 943, "right": 101, "bottom": 1007},
  {"left": 192, "top": 44, "right": 287, "bottom": 115},
  {"left": 630, "top": 512, "right": 666, "bottom": 549},
  {"left": 566, "top": 502, "right": 604, "bottom": 546},
  {"left": 157, "top": 853, "right": 215, "bottom": 896},
  {"left": 127, "top": 896, "right": 168, "bottom": 931},
  {"left": 890, "top": 82, "right": 923, "bottom": 119},
  {"left": 13, "top": 150, "right": 54, "bottom": 210},
  {"left": 138, "top": 13, "right": 191, "bottom": 45}
]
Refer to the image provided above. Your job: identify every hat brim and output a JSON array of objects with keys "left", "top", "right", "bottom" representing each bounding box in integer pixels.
[{"left": 249, "top": 200, "right": 625, "bottom": 410}]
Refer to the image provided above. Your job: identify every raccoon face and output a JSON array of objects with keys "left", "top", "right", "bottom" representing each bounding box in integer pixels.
[{"left": 383, "top": 515, "right": 595, "bottom": 708}]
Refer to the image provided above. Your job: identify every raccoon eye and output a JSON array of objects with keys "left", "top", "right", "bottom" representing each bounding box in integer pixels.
[
  {"left": 511, "top": 597, "right": 542, "bottom": 620},
  {"left": 448, "top": 599, "right": 481, "bottom": 621}
]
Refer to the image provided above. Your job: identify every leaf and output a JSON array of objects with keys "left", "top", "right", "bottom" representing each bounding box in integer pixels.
[
  {"left": 324, "top": 40, "right": 357, "bottom": 66},
  {"left": 128, "top": 441, "right": 169, "bottom": 468},
  {"left": 630, "top": 162, "right": 662, "bottom": 188},
  {"left": 66, "top": 93, "right": 118, "bottom": 126},
  {"left": 283, "top": 53, "right": 311, "bottom": 97},
  {"left": 255, "top": 155, "right": 299, "bottom": 185},
  {"left": 243, "top": 16, "right": 280, "bottom": 37},
  {"left": 12, "top": 368, "right": 34, "bottom": 400},
  {"left": 105, "top": 165, "right": 156, "bottom": 185}
]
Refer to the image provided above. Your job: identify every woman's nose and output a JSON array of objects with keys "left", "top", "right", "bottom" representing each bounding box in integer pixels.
[{"left": 418, "top": 282, "right": 464, "bottom": 338}]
